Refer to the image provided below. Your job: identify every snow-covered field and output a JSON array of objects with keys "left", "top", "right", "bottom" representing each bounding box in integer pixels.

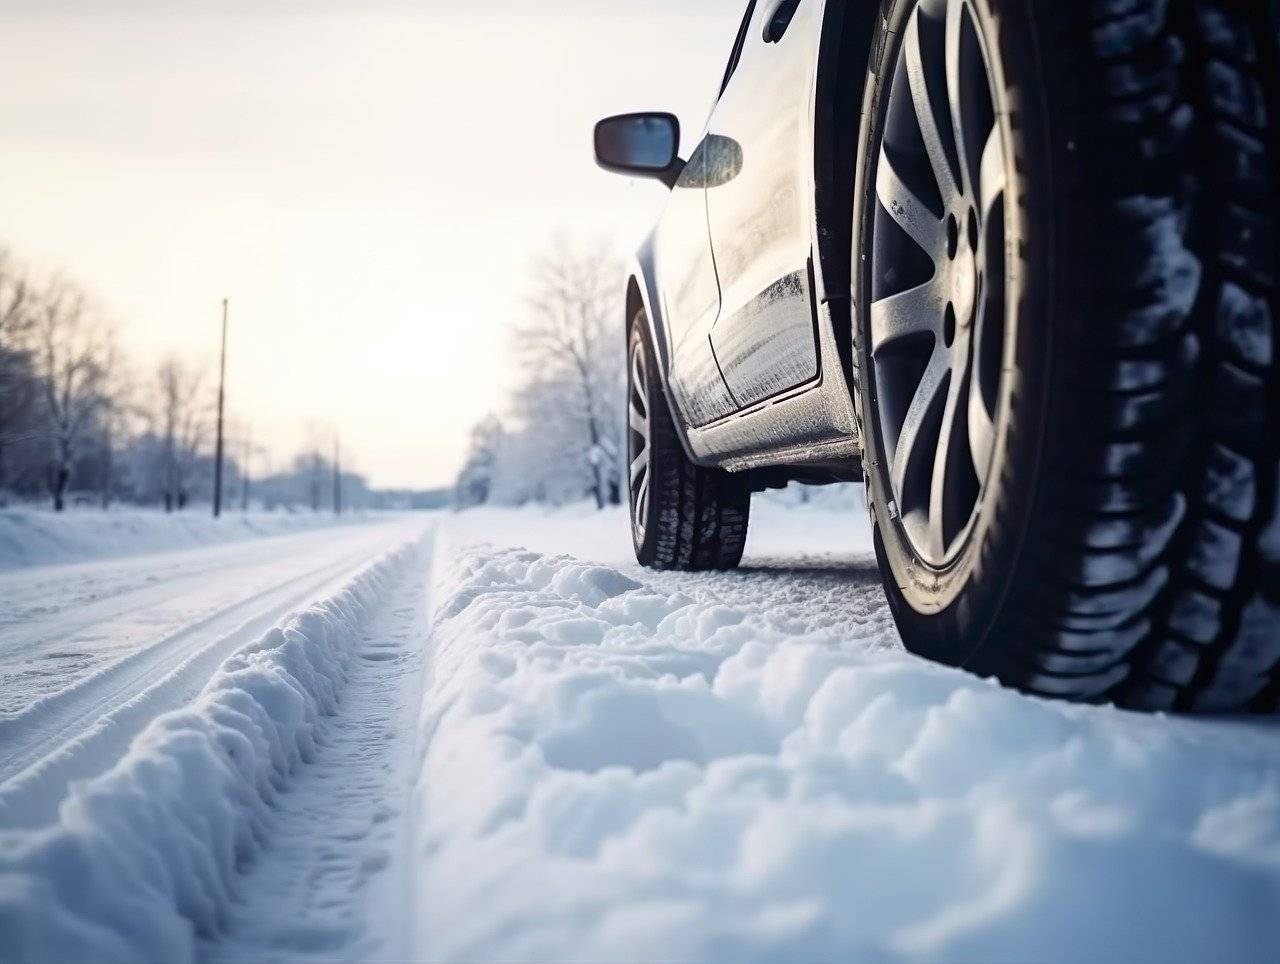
[
  {"left": 0, "top": 506, "right": 377, "bottom": 571},
  {"left": 2, "top": 493, "right": 1278, "bottom": 962}
]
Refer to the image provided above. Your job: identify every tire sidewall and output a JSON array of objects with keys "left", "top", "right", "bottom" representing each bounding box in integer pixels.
[{"left": 852, "top": 0, "right": 1055, "bottom": 665}]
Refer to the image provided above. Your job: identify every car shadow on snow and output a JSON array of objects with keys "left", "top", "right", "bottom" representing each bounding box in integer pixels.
[{"left": 734, "top": 554, "right": 883, "bottom": 585}]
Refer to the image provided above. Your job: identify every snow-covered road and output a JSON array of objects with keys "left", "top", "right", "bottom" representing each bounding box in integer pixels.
[
  {"left": 0, "top": 518, "right": 430, "bottom": 828},
  {"left": 2, "top": 496, "right": 1279, "bottom": 963}
]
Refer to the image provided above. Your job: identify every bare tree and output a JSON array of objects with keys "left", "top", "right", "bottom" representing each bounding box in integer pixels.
[
  {"left": 155, "top": 357, "right": 207, "bottom": 511},
  {"left": 0, "top": 247, "right": 32, "bottom": 356},
  {"left": 33, "top": 277, "right": 113, "bottom": 511},
  {"left": 0, "top": 248, "right": 38, "bottom": 497},
  {"left": 300, "top": 421, "right": 330, "bottom": 513},
  {"left": 97, "top": 355, "right": 138, "bottom": 509},
  {"left": 239, "top": 425, "right": 252, "bottom": 511},
  {"left": 0, "top": 246, "right": 29, "bottom": 314},
  {"left": 0, "top": 245, "right": 224, "bottom": 511},
  {"left": 513, "top": 237, "right": 624, "bottom": 508},
  {"left": 228, "top": 418, "right": 263, "bottom": 512}
]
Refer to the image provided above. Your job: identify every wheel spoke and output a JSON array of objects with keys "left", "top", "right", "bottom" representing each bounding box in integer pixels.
[
  {"left": 636, "top": 474, "right": 650, "bottom": 524},
  {"left": 877, "top": 146, "right": 946, "bottom": 259},
  {"left": 628, "top": 404, "right": 647, "bottom": 437},
  {"left": 945, "top": 0, "right": 973, "bottom": 200},
  {"left": 889, "top": 346, "right": 951, "bottom": 500},
  {"left": 927, "top": 347, "right": 970, "bottom": 559},
  {"left": 628, "top": 339, "right": 655, "bottom": 539},
  {"left": 967, "top": 367, "right": 995, "bottom": 484},
  {"left": 870, "top": 277, "right": 946, "bottom": 355},
  {"left": 631, "top": 354, "right": 648, "bottom": 412},
  {"left": 978, "top": 123, "right": 1005, "bottom": 222},
  {"left": 901, "top": 10, "right": 962, "bottom": 207},
  {"left": 904, "top": 9, "right": 961, "bottom": 205}
]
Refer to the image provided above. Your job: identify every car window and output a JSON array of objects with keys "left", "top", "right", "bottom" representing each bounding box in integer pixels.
[{"left": 718, "top": 0, "right": 759, "bottom": 98}]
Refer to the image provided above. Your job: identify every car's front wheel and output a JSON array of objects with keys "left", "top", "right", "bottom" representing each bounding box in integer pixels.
[
  {"left": 854, "top": 0, "right": 1279, "bottom": 711},
  {"left": 628, "top": 310, "right": 751, "bottom": 571}
]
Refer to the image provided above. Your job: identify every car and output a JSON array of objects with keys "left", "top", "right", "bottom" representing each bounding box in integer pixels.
[{"left": 593, "top": 0, "right": 1279, "bottom": 713}]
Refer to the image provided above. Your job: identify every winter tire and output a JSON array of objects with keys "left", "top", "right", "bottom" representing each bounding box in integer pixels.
[
  {"left": 628, "top": 310, "right": 751, "bottom": 571},
  {"left": 853, "top": 0, "right": 1280, "bottom": 711}
]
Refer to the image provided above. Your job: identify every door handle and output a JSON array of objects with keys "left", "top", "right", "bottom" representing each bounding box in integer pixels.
[{"left": 762, "top": 0, "right": 800, "bottom": 44}]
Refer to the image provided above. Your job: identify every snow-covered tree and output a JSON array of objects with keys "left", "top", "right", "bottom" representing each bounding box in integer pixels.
[
  {"left": 496, "top": 237, "right": 625, "bottom": 508},
  {"left": 455, "top": 414, "right": 506, "bottom": 508}
]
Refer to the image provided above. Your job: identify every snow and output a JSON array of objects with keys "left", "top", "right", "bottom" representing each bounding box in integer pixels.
[
  {"left": 207, "top": 549, "right": 431, "bottom": 962},
  {"left": 410, "top": 499, "right": 1280, "bottom": 963},
  {"left": 442, "top": 485, "right": 873, "bottom": 569},
  {"left": 1, "top": 491, "right": 1277, "bottom": 963},
  {"left": 0, "top": 534, "right": 424, "bottom": 963},
  {"left": 0, "top": 506, "right": 378, "bottom": 571},
  {"left": 0, "top": 518, "right": 431, "bottom": 835}
]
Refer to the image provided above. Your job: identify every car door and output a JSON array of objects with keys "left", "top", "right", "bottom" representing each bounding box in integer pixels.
[
  {"left": 705, "top": 0, "right": 822, "bottom": 409},
  {"left": 652, "top": 139, "right": 737, "bottom": 428},
  {"left": 652, "top": 2, "right": 763, "bottom": 429}
]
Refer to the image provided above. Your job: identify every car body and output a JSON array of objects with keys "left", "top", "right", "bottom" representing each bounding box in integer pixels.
[{"left": 619, "top": 0, "right": 876, "bottom": 485}]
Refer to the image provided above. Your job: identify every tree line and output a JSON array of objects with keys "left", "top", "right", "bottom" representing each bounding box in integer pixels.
[
  {"left": 0, "top": 245, "right": 369, "bottom": 513},
  {"left": 454, "top": 238, "right": 626, "bottom": 510}
]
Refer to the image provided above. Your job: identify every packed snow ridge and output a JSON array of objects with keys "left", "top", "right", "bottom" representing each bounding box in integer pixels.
[
  {"left": 413, "top": 537, "right": 1280, "bottom": 963},
  {"left": 0, "top": 540, "right": 419, "bottom": 962}
]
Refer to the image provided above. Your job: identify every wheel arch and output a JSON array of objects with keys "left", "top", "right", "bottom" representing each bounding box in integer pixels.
[
  {"left": 811, "top": 0, "right": 880, "bottom": 387},
  {"left": 626, "top": 242, "right": 704, "bottom": 465},
  {"left": 625, "top": 274, "right": 645, "bottom": 353}
]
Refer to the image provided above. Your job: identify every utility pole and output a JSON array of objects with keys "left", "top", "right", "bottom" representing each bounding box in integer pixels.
[
  {"left": 332, "top": 435, "right": 341, "bottom": 516},
  {"left": 213, "top": 298, "right": 228, "bottom": 518}
]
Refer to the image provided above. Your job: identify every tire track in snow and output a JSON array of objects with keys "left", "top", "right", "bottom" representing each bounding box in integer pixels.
[
  {"left": 0, "top": 520, "right": 429, "bottom": 829},
  {"left": 203, "top": 546, "right": 432, "bottom": 962},
  {"left": 0, "top": 524, "right": 434, "bottom": 963},
  {"left": 0, "top": 524, "right": 397, "bottom": 671}
]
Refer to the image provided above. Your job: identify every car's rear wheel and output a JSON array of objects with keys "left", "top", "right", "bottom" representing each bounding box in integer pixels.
[
  {"left": 853, "top": 0, "right": 1279, "bottom": 711},
  {"left": 628, "top": 310, "right": 751, "bottom": 571}
]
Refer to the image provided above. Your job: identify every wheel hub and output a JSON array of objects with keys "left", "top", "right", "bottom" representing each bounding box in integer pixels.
[{"left": 950, "top": 231, "right": 977, "bottom": 330}]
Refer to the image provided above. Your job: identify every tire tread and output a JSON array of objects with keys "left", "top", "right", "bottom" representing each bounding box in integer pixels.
[
  {"left": 1001, "top": 0, "right": 1280, "bottom": 712},
  {"left": 630, "top": 318, "right": 751, "bottom": 573}
]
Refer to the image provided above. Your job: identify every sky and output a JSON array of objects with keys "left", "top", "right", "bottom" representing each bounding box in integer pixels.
[{"left": 0, "top": 0, "right": 746, "bottom": 488}]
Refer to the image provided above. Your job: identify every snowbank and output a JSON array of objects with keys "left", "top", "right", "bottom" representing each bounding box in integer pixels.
[
  {"left": 412, "top": 537, "right": 1280, "bottom": 963},
  {"left": 0, "top": 539, "right": 421, "bottom": 963},
  {"left": 0, "top": 507, "right": 383, "bottom": 570}
]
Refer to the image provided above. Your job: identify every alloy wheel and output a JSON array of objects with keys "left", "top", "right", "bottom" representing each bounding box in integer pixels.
[
  {"left": 628, "top": 336, "right": 652, "bottom": 542},
  {"left": 869, "top": 0, "right": 1009, "bottom": 568}
]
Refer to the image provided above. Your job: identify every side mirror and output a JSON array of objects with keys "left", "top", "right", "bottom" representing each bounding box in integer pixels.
[{"left": 594, "top": 112, "right": 683, "bottom": 189}]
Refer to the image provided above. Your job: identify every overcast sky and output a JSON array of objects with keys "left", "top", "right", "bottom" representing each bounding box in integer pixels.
[{"left": 0, "top": 0, "right": 746, "bottom": 488}]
